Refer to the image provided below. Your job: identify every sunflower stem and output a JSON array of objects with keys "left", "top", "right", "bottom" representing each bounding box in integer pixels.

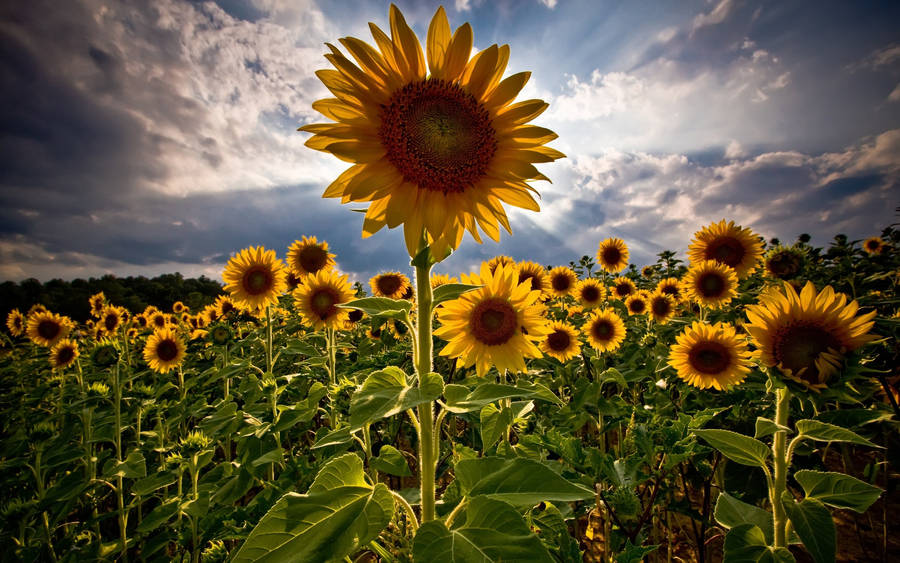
[
  {"left": 414, "top": 257, "right": 436, "bottom": 523},
  {"left": 265, "top": 306, "right": 273, "bottom": 375},
  {"left": 771, "top": 386, "right": 791, "bottom": 548}
]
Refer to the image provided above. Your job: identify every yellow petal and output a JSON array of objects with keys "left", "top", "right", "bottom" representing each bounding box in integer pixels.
[
  {"left": 312, "top": 98, "right": 366, "bottom": 124},
  {"left": 443, "top": 22, "right": 473, "bottom": 82},
  {"left": 485, "top": 72, "right": 531, "bottom": 111},
  {"left": 461, "top": 45, "right": 498, "bottom": 101},
  {"left": 322, "top": 165, "right": 363, "bottom": 199},
  {"left": 389, "top": 4, "right": 426, "bottom": 82},
  {"left": 326, "top": 141, "right": 386, "bottom": 163},
  {"left": 427, "top": 6, "right": 451, "bottom": 78},
  {"left": 492, "top": 185, "right": 540, "bottom": 211},
  {"left": 495, "top": 99, "right": 549, "bottom": 127},
  {"left": 368, "top": 22, "right": 401, "bottom": 76}
]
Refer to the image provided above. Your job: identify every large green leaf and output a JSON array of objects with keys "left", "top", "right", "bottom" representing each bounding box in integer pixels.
[
  {"left": 754, "top": 417, "right": 791, "bottom": 439},
  {"left": 714, "top": 492, "right": 775, "bottom": 544},
  {"left": 693, "top": 429, "right": 770, "bottom": 468},
  {"left": 412, "top": 496, "right": 553, "bottom": 562},
  {"left": 455, "top": 457, "right": 594, "bottom": 505},
  {"left": 781, "top": 496, "right": 835, "bottom": 563},
  {"left": 794, "top": 420, "right": 881, "bottom": 448},
  {"left": 443, "top": 383, "right": 561, "bottom": 413},
  {"left": 723, "top": 524, "right": 795, "bottom": 563},
  {"left": 480, "top": 403, "right": 513, "bottom": 449},
  {"left": 103, "top": 450, "right": 147, "bottom": 479},
  {"left": 132, "top": 471, "right": 177, "bottom": 497},
  {"left": 350, "top": 367, "right": 443, "bottom": 428},
  {"left": 432, "top": 283, "right": 481, "bottom": 306},
  {"left": 793, "top": 470, "right": 882, "bottom": 513},
  {"left": 371, "top": 445, "right": 411, "bottom": 477},
  {"left": 232, "top": 454, "right": 393, "bottom": 563},
  {"left": 339, "top": 297, "right": 411, "bottom": 321}
]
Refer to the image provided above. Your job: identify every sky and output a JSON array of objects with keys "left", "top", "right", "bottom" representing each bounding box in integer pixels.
[{"left": 1, "top": 0, "right": 899, "bottom": 285}]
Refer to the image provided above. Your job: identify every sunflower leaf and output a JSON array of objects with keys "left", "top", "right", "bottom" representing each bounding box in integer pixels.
[
  {"left": 794, "top": 420, "right": 882, "bottom": 448},
  {"left": 350, "top": 367, "right": 443, "bottom": 428},
  {"left": 432, "top": 283, "right": 481, "bottom": 306},
  {"left": 692, "top": 429, "right": 770, "bottom": 467},
  {"left": 794, "top": 470, "right": 882, "bottom": 513},
  {"left": 339, "top": 297, "right": 411, "bottom": 321}
]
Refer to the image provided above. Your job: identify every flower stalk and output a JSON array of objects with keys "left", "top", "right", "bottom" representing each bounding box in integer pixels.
[{"left": 413, "top": 257, "right": 436, "bottom": 523}]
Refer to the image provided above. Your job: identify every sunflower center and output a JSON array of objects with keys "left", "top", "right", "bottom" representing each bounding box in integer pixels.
[
  {"left": 38, "top": 320, "right": 60, "bottom": 340},
  {"left": 348, "top": 309, "right": 364, "bottom": 323},
  {"left": 615, "top": 283, "right": 633, "bottom": 297},
  {"left": 705, "top": 236, "right": 745, "bottom": 268},
  {"left": 697, "top": 273, "right": 726, "bottom": 298},
  {"left": 519, "top": 272, "right": 542, "bottom": 292},
  {"left": 865, "top": 240, "right": 879, "bottom": 250},
  {"left": 773, "top": 323, "right": 840, "bottom": 381},
  {"left": 379, "top": 79, "right": 496, "bottom": 194},
  {"left": 601, "top": 247, "right": 622, "bottom": 266},
  {"left": 104, "top": 314, "right": 118, "bottom": 331},
  {"left": 153, "top": 316, "right": 166, "bottom": 328},
  {"left": 376, "top": 275, "right": 403, "bottom": 296},
  {"left": 651, "top": 298, "right": 672, "bottom": 317},
  {"left": 591, "top": 319, "right": 613, "bottom": 341},
  {"left": 156, "top": 339, "right": 179, "bottom": 362},
  {"left": 298, "top": 246, "right": 328, "bottom": 273},
  {"left": 629, "top": 299, "right": 646, "bottom": 314},
  {"left": 767, "top": 252, "right": 801, "bottom": 279},
  {"left": 243, "top": 267, "right": 273, "bottom": 296},
  {"left": 688, "top": 342, "right": 731, "bottom": 375},
  {"left": 56, "top": 346, "right": 75, "bottom": 365},
  {"left": 470, "top": 298, "right": 518, "bottom": 346},
  {"left": 547, "top": 329, "right": 571, "bottom": 352},
  {"left": 310, "top": 288, "right": 339, "bottom": 320},
  {"left": 581, "top": 285, "right": 601, "bottom": 303},
  {"left": 221, "top": 301, "right": 234, "bottom": 315},
  {"left": 551, "top": 274, "right": 572, "bottom": 292}
]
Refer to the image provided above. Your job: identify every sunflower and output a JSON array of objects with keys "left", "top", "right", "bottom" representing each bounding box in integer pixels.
[
  {"left": 6, "top": 309, "right": 24, "bottom": 336},
  {"left": 49, "top": 339, "right": 79, "bottom": 371},
  {"left": 583, "top": 309, "right": 626, "bottom": 353},
  {"left": 287, "top": 236, "right": 336, "bottom": 277},
  {"left": 213, "top": 295, "right": 238, "bottom": 319},
  {"left": 99, "top": 305, "right": 125, "bottom": 334},
  {"left": 575, "top": 279, "right": 606, "bottom": 309},
  {"left": 201, "top": 307, "right": 217, "bottom": 326},
  {"left": 487, "top": 255, "right": 516, "bottom": 274},
  {"left": 668, "top": 322, "right": 751, "bottom": 390},
  {"left": 681, "top": 261, "right": 738, "bottom": 309},
  {"left": 596, "top": 238, "right": 629, "bottom": 273},
  {"left": 344, "top": 308, "right": 366, "bottom": 330},
  {"left": 26, "top": 311, "right": 72, "bottom": 348},
  {"left": 547, "top": 266, "right": 577, "bottom": 298},
  {"left": 648, "top": 291, "right": 676, "bottom": 324},
  {"left": 386, "top": 318, "right": 410, "bottom": 339},
  {"left": 134, "top": 313, "right": 149, "bottom": 330},
  {"left": 172, "top": 301, "right": 187, "bottom": 314},
  {"left": 222, "top": 246, "right": 288, "bottom": 311},
  {"left": 862, "top": 236, "right": 885, "bottom": 255},
  {"left": 370, "top": 271, "right": 411, "bottom": 299},
  {"left": 516, "top": 261, "right": 550, "bottom": 298},
  {"left": 149, "top": 312, "right": 170, "bottom": 331},
  {"left": 764, "top": 246, "right": 805, "bottom": 279},
  {"left": 366, "top": 324, "right": 384, "bottom": 340},
  {"left": 28, "top": 304, "right": 48, "bottom": 317},
  {"left": 435, "top": 263, "right": 549, "bottom": 377},
  {"left": 744, "top": 281, "right": 877, "bottom": 390},
  {"left": 641, "top": 265, "right": 656, "bottom": 278},
  {"left": 294, "top": 269, "right": 355, "bottom": 330},
  {"left": 566, "top": 304, "right": 584, "bottom": 318},
  {"left": 625, "top": 291, "right": 650, "bottom": 316},
  {"left": 688, "top": 220, "right": 763, "bottom": 279},
  {"left": 540, "top": 321, "right": 581, "bottom": 362},
  {"left": 611, "top": 277, "right": 637, "bottom": 300},
  {"left": 143, "top": 328, "right": 187, "bottom": 374},
  {"left": 430, "top": 273, "right": 458, "bottom": 289},
  {"left": 301, "top": 5, "right": 564, "bottom": 258},
  {"left": 88, "top": 292, "right": 106, "bottom": 317},
  {"left": 655, "top": 278, "right": 683, "bottom": 303},
  {"left": 143, "top": 305, "right": 160, "bottom": 318},
  {"left": 126, "top": 327, "right": 139, "bottom": 341}
]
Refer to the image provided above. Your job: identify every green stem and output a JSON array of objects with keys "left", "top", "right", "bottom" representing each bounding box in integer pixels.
[
  {"left": 772, "top": 387, "right": 790, "bottom": 548},
  {"left": 113, "top": 364, "right": 128, "bottom": 562},
  {"left": 190, "top": 456, "right": 200, "bottom": 563},
  {"left": 265, "top": 306, "right": 273, "bottom": 375},
  {"left": 414, "top": 258, "right": 436, "bottom": 523}
]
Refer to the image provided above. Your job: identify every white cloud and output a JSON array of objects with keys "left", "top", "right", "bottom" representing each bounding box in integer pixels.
[
  {"left": 691, "top": 0, "right": 734, "bottom": 34},
  {"left": 455, "top": 0, "right": 472, "bottom": 12},
  {"left": 888, "top": 83, "right": 900, "bottom": 102},
  {"left": 538, "top": 0, "right": 559, "bottom": 8}
]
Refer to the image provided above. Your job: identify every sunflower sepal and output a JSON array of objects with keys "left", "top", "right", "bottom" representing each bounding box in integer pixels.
[{"left": 410, "top": 240, "right": 438, "bottom": 268}]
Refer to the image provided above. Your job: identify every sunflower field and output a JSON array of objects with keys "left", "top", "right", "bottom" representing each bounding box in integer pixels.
[{"left": 2, "top": 5, "right": 900, "bottom": 563}]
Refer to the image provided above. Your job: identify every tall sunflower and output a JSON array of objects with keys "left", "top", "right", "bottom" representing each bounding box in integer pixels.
[
  {"left": 668, "top": 322, "right": 750, "bottom": 390},
  {"left": 540, "top": 321, "right": 581, "bottom": 362},
  {"left": 655, "top": 277, "right": 683, "bottom": 303},
  {"left": 516, "top": 261, "right": 550, "bottom": 298},
  {"left": 681, "top": 261, "right": 738, "bottom": 309},
  {"left": 49, "top": 339, "right": 79, "bottom": 371},
  {"left": 99, "top": 305, "right": 126, "bottom": 334},
  {"left": 744, "top": 281, "right": 877, "bottom": 390},
  {"left": 293, "top": 269, "right": 355, "bottom": 330},
  {"left": 625, "top": 292, "right": 650, "bottom": 316},
  {"left": 301, "top": 5, "right": 563, "bottom": 258},
  {"left": 26, "top": 311, "right": 73, "bottom": 348},
  {"left": 143, "top": 328, "right": 186, "bottom": 374},
  {"left": 688, "top": 220, "right": 763, "bottom": 279},
  {"left": 648, "top": 291, "right": 676, "bottom": 324},
  {"left": 222, "top": 246, "right": 288, "bottom": 311},
  {"left": 583, "top": 309, "right": 626, "bottom": 353},
  {"left": 611, "top": 277, "right": 637, "bottom": 300},
  {"left": 575, "top": 278, "right": 606, "bottom": 309},
  {"left": 862, "top": 236, "right": 885, "bottom": 255},
  {"left": 6, "top": 309, "right": 24, "bottom": 336},
  {"left": 287, "top": 236, "right": 336, "bottom": 277},
  {"left": 547, "top": 266, "right": 577, "bottom": 298},
  {"left": 370, "top": 271, "right": 411, "bottom": 299},
  {"left": 597, "top": 238, "right": 629, "bottom": 273},
  {"left": 88, "top": 292, "right": 106, "bottom": 318},
  {"left": 435, "top": 263, "right": 549, "bottom": 377}
]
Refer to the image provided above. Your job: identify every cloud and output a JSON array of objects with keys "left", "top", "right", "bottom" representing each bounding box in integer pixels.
[
  {"left": 691, "top": 0, "right": 734, "bottom": 34},
  {"left": 537, "top": 0, "right": 558, "bottom": 8}
]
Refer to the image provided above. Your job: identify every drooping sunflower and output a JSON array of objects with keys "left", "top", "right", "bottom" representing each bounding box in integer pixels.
[
  {"left": 763, "top": 245, "right": 805, "bottom": 280},
  {"left": 435, "top": 263, "right": 549, "bottom": 377},
  {"left": 540, "top": 321, "right": 581, "bottom": 362},
  {"left": 49, "top": 339, "right": 79, "bottom": 371},
  {"left": 575, "top": 278, "right": 606, "bottom": 309},
  {"left": 6, "top": 309, "right": 24, "bottom": 336},
  {"left": 625, "top": 291, "right": 650, "bottom": 316},
  {"left": 655, "top": 277, "right": 683, "bottom": 303},
  {"left": 611, "top": 277, "right": 637, "bottom": 300},
  {"left": 301, "top": 5, "right": 564, "bottom": 258},
  {"left": 583, "top": 309, "right": 626, "bottom": 353},
  {"left": 222, "top": 246, "right": 288, "bottom": 311},
  {"left": 287, "top": 236, "right": 336, "bottom": 278},
  {"left": 517, "top": 261, "right": 550, "bottom": 298},
  {"left": 26, "top": 311, "right": 73, "bottom": 348},
  {"left": 487, "top": 255, "right": 516, "bottom": 274},
  {"left": 370, "top": 271, "right": 411, "bottom": 299},
  {"left": 862, "top": 236, "right": 885, "bottom": 255},
  {"left": 648, "top": 291, "right": 676, "bottom": 324},
  {"left": 99, "top": 305, "right": 126, "bottom": 334},
  {"left": 596, "top": 238, "right": 629, "bottom": 273},
  {"left": 547, "top": 266, "right": 577, "bottom": 298},
  {"left": 143, "top": 328, "right": 187, "bottom": 374},
  {"left": 430, "top": 273, "right": 458, "bottom": 289},
  {"left": 744, "top": 281, "right": 877, "bottom": 390},
  {"left": 688, "top": 220, "right": 763, "bottom": 279},
  {"left": 294, "top": 269, "right": 355, "bottom": 330},
  {"left": 668, "top": 321, "right": 751, "bottom": 390},
  {"left": 681, "top": 260, "right": 738, "bottom": 309}
]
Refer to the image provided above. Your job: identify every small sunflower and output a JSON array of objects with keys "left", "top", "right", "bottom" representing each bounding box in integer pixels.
[
  {"left": 744, "top": 281, "right": 877, "bottom": 391},
  {"left": 435, "top": 263, "right": 549, "bottom": 377},
  {"left": 655, "top": 277, "right": 683, "bottom": 303},
  {"left": 566, "top": 304, "right": 584, "bottom": 318},
  {"left": 540, "top": 321, "right": 581, "bottom": 362},
  {"left": 126, "top": 327, "right": 139, "bottom": 341},
  {"left": 134, "top": 314, "right": 149, "bottom": 330},
  {"left": 764, "top": 246, "right": 805, "bottom": 280},
  {"left": 222, "top": 246, "right": 288, "bottom": 311},
  {"left": 287, "top": 236, "right": 336, "bottom": 277},
  {"left": 49, "top": 339, "right": 79, "bottom": 371},
  {"left": 294, "top": 269, "right": 355, "bottom": 330},
  {"left": 575, "top": 278, "right": 606, "bottom": 309},
  {"left": 149, "top": 312, "right": 170, "bottom": 330},
  {"left": 583, "top": 309, "right": 626, "bottom": 353},
  {"left": 26, "top": 311, "right": 73, "bottom": 348},
  {"left": 88, "top": 292, "right": 106, "bottom": 317},
  {"left": 201, "top": 306, "right": 217, "bottom": 326},
  {"left": 6, "top": 309, "right": 24, "bottom": 336},
  {"left": 517, "top": 261, "right": 550, "bottom": 298},
  {"left": 547, "top": 266, "right": 577, "bottom": 298},
  {"left": 366, "top": 324, "right": 384, "bottom": 340},
  {"left": 344, "top": 308, "right": 365, "bottom": 330},
  {"left": 641, "top": 265, "right": 656, "bottom": 278},
  {"left": 648, "top": 292, "right": 676, "bottom": 324},
  {"left": 386, "top": 318, "right": 410, "bottom": 339},
  {"left": 625, "top": 291, "right": 650, "bottom": 316},
  {"left": 681, "top": 261, "right": 738, "bottom": 309},
  {"left": 688, "top": 220, "right": 763, "bottom": 279},
  {"left": 172, "top": 301, "right": 187, "bottom": 314},
  {"left": 370, "top": 271, "right": 411, "bottom": 299},
  {"left": 99, "top": 305, "right": 126, "bottom": 334},
  {"left": 143, "top": 328, "right": 187, "bottom": 374},
  {"left": 430, "top": 273, "right": 458, "bottom": 289},
  {"left": 668, "top": 321, "right": 751, "bottom": 390},
  {"left": 214, "top": 295, "right": 239, "bottom": 318},
  {"left": 487, "top": 256, "right": 517, "bottom": 274},
  {"left": 862, "top": 236, "right": 885, "bottom": 255},
  {"left": 596, "top": 238, "right": 629, "bottom": 273},
  {"left": 611, "top": 277, "right": 637, "bottom": 300}
]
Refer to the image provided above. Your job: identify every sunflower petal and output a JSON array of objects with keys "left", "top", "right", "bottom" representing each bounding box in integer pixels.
[
  {"left": 427, "top": 6, "right": 451, "bottom": 78},
  {"left": 485, "top": 72, "right": 531, "bottom": 111},
  {"left": 443, "top": 23, "right": 473, "bottom": 82},
  {"left": 390, "top": 4, "right": 426, "bottom": 82}
]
